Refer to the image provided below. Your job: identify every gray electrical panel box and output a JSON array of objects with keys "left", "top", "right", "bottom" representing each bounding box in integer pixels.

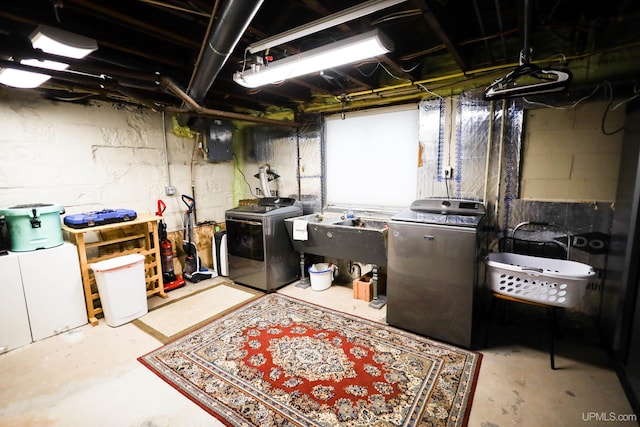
[{"left": 205, "top": 119, "right": 234, "bottom": 161}]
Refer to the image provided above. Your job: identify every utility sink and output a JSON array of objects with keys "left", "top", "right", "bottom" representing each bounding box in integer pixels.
[
  {"left": 334, "top": 218, "right": 389, "bottom": 230},
  {"left": 284, "top": 213, "right": 388, "bottom": 266}
]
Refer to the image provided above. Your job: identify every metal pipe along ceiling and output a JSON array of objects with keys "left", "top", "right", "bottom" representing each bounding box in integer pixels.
[{"left": 187, "top": 0, "right": 263, "bottom": 103}]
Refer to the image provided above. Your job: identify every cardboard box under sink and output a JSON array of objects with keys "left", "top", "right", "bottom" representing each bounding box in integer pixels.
[
  {"left": 353, "top": 276, "right": 373, "bottom": 301},
  {"left": 353, "top": 272, "right": 386, "bottom": 302}
]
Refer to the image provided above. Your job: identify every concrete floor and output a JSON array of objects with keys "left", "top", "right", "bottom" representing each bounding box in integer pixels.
[{"left": 0, "top": 278, "right": 637, "bottom": 427}]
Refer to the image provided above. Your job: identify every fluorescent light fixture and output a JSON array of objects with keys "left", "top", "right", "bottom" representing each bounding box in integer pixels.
[
  {"left": 0, "top": 25, "right": 97, "bottom": 88},
  {"left": 0, "top": 68, "right": 51, "bottom": 88},
  {"left": 0, "top": 59, "right": 70, "bottom": 88},
  {"left": 248, "top": 0, "right": 407, "bottom": 54},
  {"left": 21, "top": 58, "right": 69, "bottom": 71},
  {"left": 234, "top": 30, "right": 393, "bottom": 88},
  {"left": 30, "top": 25, "right": 98, "bottom": 59}
]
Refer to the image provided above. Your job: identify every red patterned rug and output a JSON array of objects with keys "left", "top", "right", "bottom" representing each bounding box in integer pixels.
[{"left": 139, "top": 293, "right": 481, "bottom": 426}]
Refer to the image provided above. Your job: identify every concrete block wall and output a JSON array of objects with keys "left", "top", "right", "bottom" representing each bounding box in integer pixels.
[
  {"left": 521, "top": 100, "right": 624, "bottom": 202},
  {"left": 0, "top": 92, "right": 234, "bottom": 234}
]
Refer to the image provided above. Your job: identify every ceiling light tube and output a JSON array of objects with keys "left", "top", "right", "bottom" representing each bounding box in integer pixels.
[
  {"left": 0, "top": 68, "right": 52, "bottom": 88},
  {"left": 248, "top": 0, "right": 407, "bottom": 54},
  {"left": 234, "top": 29, "right": 393, "bottom": 88},
  {"left": 0, "top": 25, "right": 98, "bottom": 89},
  {"left": 0, "top": 58, "right": 71, "bottom": 88},
  {"left": 30, "top": 24, "right": 98, "bottom": 59}
]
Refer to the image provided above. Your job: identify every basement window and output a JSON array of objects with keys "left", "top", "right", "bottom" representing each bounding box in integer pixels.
[{"left": 324, "top": 104, "right": 419, "bottom": 209}]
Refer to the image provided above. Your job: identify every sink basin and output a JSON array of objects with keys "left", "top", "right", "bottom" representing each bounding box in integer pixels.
[
  {"left": 284, "top": 213, "right": 388, "bottom": 266},
  {"left": 334, "top": 218, "right": 389, "bottom": 230}
]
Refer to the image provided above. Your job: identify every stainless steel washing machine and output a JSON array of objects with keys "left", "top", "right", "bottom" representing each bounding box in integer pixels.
[
  {"left": 225, "top": 197, "right": 302, "bottom": 291},
  {"left": 386, "top": 198, "right": 485, "bottom": 348}
]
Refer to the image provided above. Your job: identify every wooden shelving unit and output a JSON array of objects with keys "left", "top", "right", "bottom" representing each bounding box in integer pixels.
[{"left": 63, "top": 213, "right": 167, "bottom": 326}]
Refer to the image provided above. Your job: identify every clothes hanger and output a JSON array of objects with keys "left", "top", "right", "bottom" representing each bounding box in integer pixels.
[
  {"left": 483, "top": 63, "right": 572, "bottom": 100},
  {"left": 483, "top": 0, "right": 572, "bottom": 101}
]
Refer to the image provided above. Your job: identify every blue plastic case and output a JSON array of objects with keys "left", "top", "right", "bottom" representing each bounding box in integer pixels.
[{"left": 64, "top": 209, "right": 137, "bottom": 229}]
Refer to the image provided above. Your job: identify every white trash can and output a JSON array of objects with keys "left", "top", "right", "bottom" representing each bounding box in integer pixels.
[
  {"left": 90, "top": 254, "right": 148, "bottom": 327},
  {"left": 308, "top": 263, "right": 336, "bottom": 291}
]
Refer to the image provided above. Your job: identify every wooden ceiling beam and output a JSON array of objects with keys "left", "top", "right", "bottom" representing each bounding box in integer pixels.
[{"left": 418, "top": 1, "right": 470, "bottom": 72}]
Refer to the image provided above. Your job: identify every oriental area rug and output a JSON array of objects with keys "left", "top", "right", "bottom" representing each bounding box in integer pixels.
[{"left": 138, "top": 293, "right": 482, "bottom": 426}]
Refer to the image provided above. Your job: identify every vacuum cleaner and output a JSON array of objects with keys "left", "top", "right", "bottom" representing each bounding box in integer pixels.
[
  {"left": 182, "top": 194, "right": 214, "bottom": 283},
  {"left": 155, "top": 199, "right": 185, "bottom": 292}
]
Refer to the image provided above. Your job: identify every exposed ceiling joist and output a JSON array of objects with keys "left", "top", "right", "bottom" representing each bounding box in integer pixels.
[{"left": 0, "top": 0, "right": 637, "bottom": 124}]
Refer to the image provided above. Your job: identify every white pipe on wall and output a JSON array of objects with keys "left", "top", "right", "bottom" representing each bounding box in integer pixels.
[
  {"left": 494, "top": 99, "right": 507, "bottom": 224},
  {"left": 483, "top": 100, "right": 494, "bottom": 207},
  {"left": 162, "top": 112, "right": 173, "bottom": 192}
]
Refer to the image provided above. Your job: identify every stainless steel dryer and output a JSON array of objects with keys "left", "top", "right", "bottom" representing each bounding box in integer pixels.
[
  {"left": 386, "top": 198, "right": 485, "bottom": 348},
  {"left": 225, "top": 197, "right": 302, "bottom": 291}
]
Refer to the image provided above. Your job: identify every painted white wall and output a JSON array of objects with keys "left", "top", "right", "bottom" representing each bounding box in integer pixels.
[
  {"left": 0, "top": 92, "right": 234, "bottom": 232},
  {"left": 0, "top": 91, "right": 620, "bottom": 317}
]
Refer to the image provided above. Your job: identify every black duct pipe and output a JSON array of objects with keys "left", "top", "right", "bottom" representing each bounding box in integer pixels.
[{"left": 187, "top": 0, "right": 263, "bottom": 104}]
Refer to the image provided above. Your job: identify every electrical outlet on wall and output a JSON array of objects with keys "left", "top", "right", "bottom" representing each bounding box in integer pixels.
[{"left": 442, "top": 165, "right": 453, "bottom": 179}]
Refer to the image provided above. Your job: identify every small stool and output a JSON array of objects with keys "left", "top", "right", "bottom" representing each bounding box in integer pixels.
[{"left": 484, "top": 291, "right": 563, "bottom": 370}]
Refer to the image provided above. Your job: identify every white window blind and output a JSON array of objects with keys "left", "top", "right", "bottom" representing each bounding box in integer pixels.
[{"left": 325, "top": 105, "right": 419, "bottom": 209}]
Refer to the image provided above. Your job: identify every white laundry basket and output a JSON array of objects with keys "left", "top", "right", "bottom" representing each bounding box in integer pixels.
[
  {"left": 91, "top": 254, "right": 148, "bottom": 327},
  {"left": 486, "top": 252, "right": 595, "bottom": 308},
  {"left": 308, "top": 263, "right": 336, "bottom": 291}
]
